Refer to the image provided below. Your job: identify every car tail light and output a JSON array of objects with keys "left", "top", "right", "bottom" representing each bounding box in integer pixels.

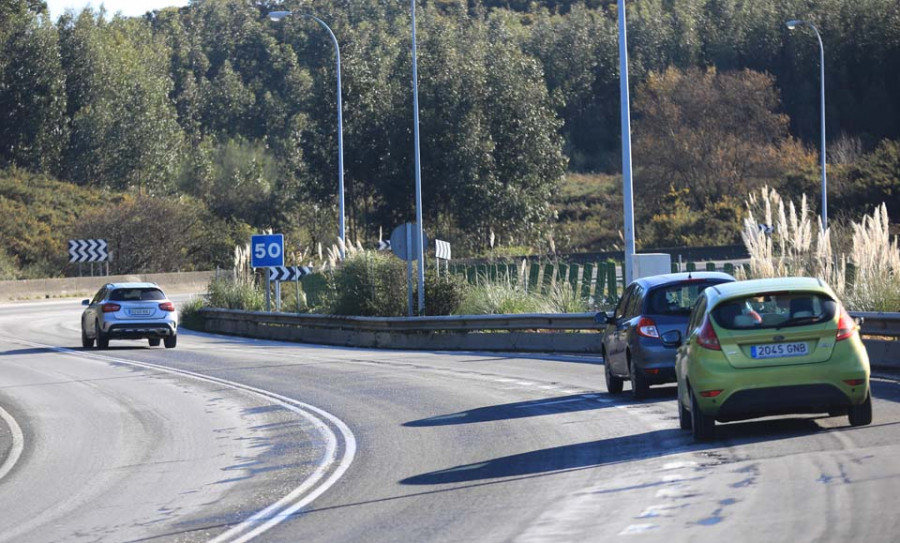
[
  {"left": 636, "top": 316, "right": 660, "bottom": 338},
  {"left": 697, "top": 317, "right": 721, "bottom": 350},
  {"left": 101, "top": 303, "right": 121, "bottom": 313},
  {"left": 159, "top": 301, "right": 175, "bottom": 312},
  {"left": 836, "top": 306, "right": 856, "bottom": 341},
  {"left": 700, "top": 390, "right": 723, "bottom": 398}
]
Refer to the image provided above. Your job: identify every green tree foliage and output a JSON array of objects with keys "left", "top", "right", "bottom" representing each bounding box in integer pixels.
[
  {"left": 0, "top": 6, "right": 67, "bottom": 174},
  {"left": 59, "top": 9, "right": 183, "bottom": 192}
]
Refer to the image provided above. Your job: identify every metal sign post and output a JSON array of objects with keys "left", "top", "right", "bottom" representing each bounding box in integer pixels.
[
  {"left": 251, "top": 234, "right": 285, "bottom": 313},
  {"left": 406, "top": 223, "right": 414, "bottom": 316}
]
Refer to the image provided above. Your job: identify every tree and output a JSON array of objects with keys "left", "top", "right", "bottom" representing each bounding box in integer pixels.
[
  {"left": 0, "top": 10, "right": 68, "bottom": 174},
  {"left": 633, "top": 67, "right": 792, "bottom": 212},
  {"left": 60, "top": 10, "right": 183, "bottom": 192}
]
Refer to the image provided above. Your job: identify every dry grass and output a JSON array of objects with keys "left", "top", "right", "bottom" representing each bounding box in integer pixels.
[{"left": 740, "top": 187, "right": 899, "bottom": 310}]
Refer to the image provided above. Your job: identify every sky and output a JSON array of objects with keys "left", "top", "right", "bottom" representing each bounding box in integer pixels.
[{"left": 46, "top": 0, "right": 190, "bottom": 19}]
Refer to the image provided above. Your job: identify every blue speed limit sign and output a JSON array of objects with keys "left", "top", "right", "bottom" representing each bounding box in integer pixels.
[{"left": 251, "top": 234, "right": 284, "bottom": 268}]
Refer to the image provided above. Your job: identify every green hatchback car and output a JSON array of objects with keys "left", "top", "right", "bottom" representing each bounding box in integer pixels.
[{"left": 675, "top": 277, "right": 872, "bottom": 441}]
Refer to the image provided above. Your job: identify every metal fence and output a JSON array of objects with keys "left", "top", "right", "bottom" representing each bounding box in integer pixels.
[{"left": 197, "top": 308, "right": 900, "bottom": 369}]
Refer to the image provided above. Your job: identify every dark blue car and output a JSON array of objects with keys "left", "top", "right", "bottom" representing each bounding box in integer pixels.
[{"left": 600, "top": 272, "right": 735, "bottom": 399}]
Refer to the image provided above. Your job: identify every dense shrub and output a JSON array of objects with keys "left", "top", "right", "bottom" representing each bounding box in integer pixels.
[{"left": 326, "top": 251, "right": 407, "bottom": 316}]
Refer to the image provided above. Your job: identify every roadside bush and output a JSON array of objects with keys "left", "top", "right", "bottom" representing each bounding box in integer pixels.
[
  {"left": 419, "top": 269, "right": 469, "bottom": 316},
  {"left": 207, "top": 276, "right": 265, "bottom": 311},
  {"left": 178, "top": 296, "right": 207, "bottom": 330},
  {"left": 326, "top": 251, "right": 406, "bottom": 316}
]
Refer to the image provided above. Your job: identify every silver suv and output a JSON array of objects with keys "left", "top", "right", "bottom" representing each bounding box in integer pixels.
[{"left": 81, "top": 282, "right": 178, "bottom": 349}]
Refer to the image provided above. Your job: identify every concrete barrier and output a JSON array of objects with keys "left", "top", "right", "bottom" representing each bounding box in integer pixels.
[{"left": 0, "top": 271, "right": 218, "bottom": 301}]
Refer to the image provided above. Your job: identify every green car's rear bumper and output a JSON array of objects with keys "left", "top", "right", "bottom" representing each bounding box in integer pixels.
[{"left": 687, "top": 336, "right": 870, "bottom": 421}]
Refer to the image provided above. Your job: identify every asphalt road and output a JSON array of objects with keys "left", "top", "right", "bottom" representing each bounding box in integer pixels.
[{"left": 2, "top": 298, "right": 900, "bottom": 542}]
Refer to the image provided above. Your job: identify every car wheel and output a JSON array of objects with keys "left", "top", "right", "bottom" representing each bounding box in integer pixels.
[
  {"left": 690, "top": 388, "right": 715, "bottom": 441},
  {"left": 678, "top": 385, "right": 692, "bottom": 430},
  {"left": 848, "top": 392, "right": 872, "bottom": 427},
  {"left": 96, "top": 322, "right": 109, "bottom": 349},
  {"left": 81, "top": 326, "right": 94, "bottom": 349},
  {"left": 604, "top": 351, "right": 624, "bottom": 394},
  {"left": 629, "top": 359, "right": 649, "bottom": 400},
  {"left": 148, "top": 338, "right": 161, "bottom": 347},
  {"left": 164, "top": 335, "right": 177, "bottom": 349}
]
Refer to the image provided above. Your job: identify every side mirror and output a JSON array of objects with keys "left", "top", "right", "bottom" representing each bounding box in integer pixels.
[
  {"left": 82, "top": 299, "right": 90, "bottom": 306},
  {"left": 595, "top": 311, "right": 616, "bottom": 325},
  {"left": 661, "top": 329, "right": 682, "bottom": 347}
]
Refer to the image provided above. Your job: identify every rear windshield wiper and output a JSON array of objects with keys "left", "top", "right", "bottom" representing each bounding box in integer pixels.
[{"left": 776, "top": 316, "right": 820, "bottom": 330}]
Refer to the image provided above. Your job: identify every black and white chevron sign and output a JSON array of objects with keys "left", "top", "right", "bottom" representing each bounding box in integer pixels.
[
  {"left": 435, "top": 239, "right": 451, "bottom": 260},
  {"left": 68, "top": 239, "right": 109, "bottom": 263},
  {"left": 377, "top": 239, "right": 391, "bottom": 251},
  {"left": 268, "top": 266, "right": 313, "bottom": 282}
]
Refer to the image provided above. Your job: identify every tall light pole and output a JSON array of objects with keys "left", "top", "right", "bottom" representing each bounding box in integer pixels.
[
  {"left": 410, "top": 0, "right": 425, "bottom": 314},
  {"left": 618, "top": 0, "right": 636, "bottom": 284},
  {"left": 786, "top": 19, "right": 827, "bottom": 232},
  {"left": 270, "top": 10, "right": 346, "bottom": 257}
]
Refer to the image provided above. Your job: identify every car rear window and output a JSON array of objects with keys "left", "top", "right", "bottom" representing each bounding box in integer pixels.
[
  {"left": 646, "top": 280, "right": 730, "bottom": 316},
  {"left": 712, "top": 291, "right": 837, "bottom": 330},
  {"left": 109, "top": 288, "right": 166, "bottom": 301}
]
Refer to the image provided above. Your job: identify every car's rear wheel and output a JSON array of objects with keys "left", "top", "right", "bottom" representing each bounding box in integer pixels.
[
  {"left": 678, "top": 385, "right": 692, "bottom": 430},
  {"left": 691, "top": 389, "right": 715, "bottom": 441},
  {"left": 604, "top": 351, "right": 624, "bottom": 394},
  {"left": 148, "top": 338, "right": 161, "bottom": 347},
  {"left": 81, "top": 326, "right": 94, "bottom": 349},
  {"left": 164, "top": 335, "right": 177, "bottom": 349},
  {"left": 848, "top": 392, "right": 872, "bottom": 427},
  {"left": 96, "top": 322, "right": 109, "bottom": 349},
  {"left": 630, "top": 359, "right": 649, "bottom": 400}
]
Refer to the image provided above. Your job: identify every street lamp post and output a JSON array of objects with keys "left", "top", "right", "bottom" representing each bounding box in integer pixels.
[
  {"left": 618, "top": 0, "right": 636, "bottom": 284},
  {"left": 410, "top": 0, "right": 425, "bottom": 314},
  {"left": 270, "top": 10, "right": 346, "bottom": 257},
  {"left": 787, "top": 19, "right": 828, "bottom": 232}
]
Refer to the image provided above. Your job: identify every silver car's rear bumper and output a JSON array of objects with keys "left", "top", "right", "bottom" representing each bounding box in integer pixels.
[{"left": 106, "top": 323, "right": 175, "bottom": 339}]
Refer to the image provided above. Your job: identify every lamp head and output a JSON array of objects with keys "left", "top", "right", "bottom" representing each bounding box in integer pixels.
[
  {"left": 786, "top": 19, "right": 802, "bottom": 30},
  {"left": 269, "top": 11, "right": 291, "bottom": 22}
]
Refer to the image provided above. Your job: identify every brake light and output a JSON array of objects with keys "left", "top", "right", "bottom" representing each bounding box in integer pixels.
[
  {"left": 159, "top": 301, "right": 175, "bottom": 312},
  {"left": 836, "top": 306, "right": 856, "bottom": 341},
  {"left": 636, "top": 316, "right": 660, "bottom": 338},
  {"left": 700, "top": 390, "right": 723, "bottom": 398},
  {"left": 697, "top": 316, "right": 721, "bottom": 350},
  {"left": 101, "top": 303, "right": 121, "bottom": 313}
]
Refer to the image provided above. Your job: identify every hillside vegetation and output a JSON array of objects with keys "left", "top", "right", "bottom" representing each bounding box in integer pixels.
[{"left": 1, "top": 0, "right": 899, "bottom": 278}]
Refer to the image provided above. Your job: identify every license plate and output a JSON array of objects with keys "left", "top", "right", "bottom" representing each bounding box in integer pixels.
[
  {"left": 750, "top": 342, "right": 808, "bottom": 359},
  {"left": 129, "top": 308, "right": 152, "bottom": 316}
]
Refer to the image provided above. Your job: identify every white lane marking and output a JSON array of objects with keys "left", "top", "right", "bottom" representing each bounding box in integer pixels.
[
  {"left": 0, "top": 405, "right": 25, "bottom": 482},
  {"left": 513, "top": 397, "right": 590, "bottom": 409},
  {"left": 1, "top": 337, "right": 356, "bottom": 543},
  {"left": 619, "top": 523, "right": 658, "bottom": 535}
]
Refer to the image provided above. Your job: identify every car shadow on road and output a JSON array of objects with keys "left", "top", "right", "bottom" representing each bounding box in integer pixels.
[
  {"left": 404, "top": 394, "right": 614, "bottom": 427},
  {"left": 401, "top": 417, "right": 832, "bottom": 486},
  {"left": 0, "top": 347, "right": 57, "bottom": 356}
]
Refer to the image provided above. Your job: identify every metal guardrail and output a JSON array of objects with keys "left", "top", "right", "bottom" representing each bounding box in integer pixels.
[
  {"left": 200, "top": 308, "right": 599, "bottom": 332},
  {"left": 196, "top": 308, "right": 900, "bottom": 368}
]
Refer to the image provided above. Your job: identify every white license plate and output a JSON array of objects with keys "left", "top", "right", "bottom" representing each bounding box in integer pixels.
[
  {"left": 750, "top": 342, "right": 808, "bottom": 359},
  {"left": 129, "top": 308, "right": 152, "bottom": 316}
]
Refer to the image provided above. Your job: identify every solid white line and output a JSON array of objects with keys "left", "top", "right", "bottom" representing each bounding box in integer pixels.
[
  {"left": 1, "top": 336, "right": 356, "bottom": 543},
  {"left": 0, "top": 405, "right": 24, "bottom": 482}
]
